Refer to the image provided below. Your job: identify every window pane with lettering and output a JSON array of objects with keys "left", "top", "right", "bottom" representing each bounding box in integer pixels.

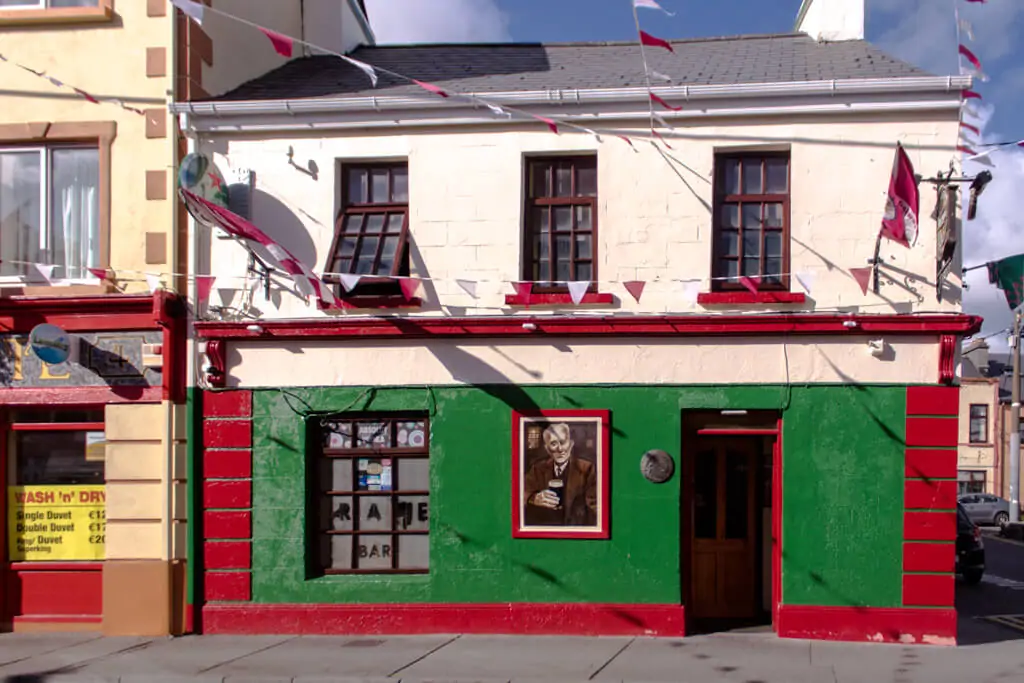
[
  {"left": 712, "top": 153, "right": 790, "bottom": 290},
  {"left": 524, "top": 156, "right": 597, "bottom": 289},
  {"left": 318, "top": 415, "right": 429, "bottom": 574}
]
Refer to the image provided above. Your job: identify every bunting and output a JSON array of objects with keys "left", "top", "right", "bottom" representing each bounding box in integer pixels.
[
  {"left": 260, "top": 28, "right": 294, "bottom": 57},
  {"left": 412, "top": 80, "right": 450, "bottom": 98},
  {"left": 0, "top": 53, "right": 145, "bottom": 115},
  {"left": 170, "top": 0, "right": 205, "bottom": 24},
  {"left": 634, "top": 0, "right": 675, "bottom": 15},
  {"left": 650, "top": 92, "right": 682, "bottom": 111},
  {"left": 850, "top": 268, "right": 873, "bottom": 295},
  {"left": 739, "top": 276, "right": 760, "bottom": 296},
  {"left": 195, "top": 275, "right": 216, "bottom": 306},
  {"left": 639, "top": 30, "right": 675, "bottom": 53},
  {"left": 623, "top": 280, "right": 646, "bottom": 303},
  {"left": 567, "top": 281, "right": 591, "bottom": 305},
  {"left": 399, "top": 277, "right": 421, "bottom": 301}
]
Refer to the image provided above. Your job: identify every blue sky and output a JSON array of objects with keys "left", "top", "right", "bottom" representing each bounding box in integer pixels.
[{"left": 363, "top": 0, "right": 1024, "bottom": 344}]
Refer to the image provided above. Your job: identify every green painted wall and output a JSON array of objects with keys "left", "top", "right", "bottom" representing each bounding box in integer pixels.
[{"left": 248, "top": 384, "right": 905, "bottom": 608}]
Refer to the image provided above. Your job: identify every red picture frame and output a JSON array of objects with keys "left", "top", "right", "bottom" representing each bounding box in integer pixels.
[{"left": 511, "top": 409, "right": 610, "bottom": 539}]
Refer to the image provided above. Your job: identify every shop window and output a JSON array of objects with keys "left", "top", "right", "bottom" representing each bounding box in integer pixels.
[
  {"left": 325, "top": 163, "right": 410, "bottom": 299},
  {"left": 958, "top": 470, "right": 986, "bottom": 495},
  {"left": 968, "top": 404, "right": 988, "bottom": 443},
  {"left": 523, "top": 156, "right": 597, "bottom": 291},
  {"left": 317, "top": 415, "right": 429, "bottom": 574},
  {"left": 712, "top": 152, "right": 790, "bottom": 290},
  {"left": 0, "top": 0, "right": 99, "bottom": 7},
  {"left": 8, "top": 409, "right": 106, "bottom": 562}
]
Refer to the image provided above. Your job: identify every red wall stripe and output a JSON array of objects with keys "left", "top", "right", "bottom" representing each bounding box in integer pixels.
[
  {"left": 9, "top": 569, "right": 102, "bottom": 616},
  {"left": 904, "top": 479, "right": 957, "bottom": 511},
  {"left": 905, "top": 449, "right": 958, "bottom": 480},
  {"left": 203, "top": 420, "right": 252, "bottom": 449},
  {"left": 204, "top": 480, "right": 252, "bottom": 510},
  {"left": 903, "top": 543, "right": 955, "bottom": 573},
  {"left": 903, "top": 574, "right": 954, "bottom": 607},
  {"left": 204, "top": 572, "right": 252, "bottom": 602},
  {"left": 204, "top": 511, "right": 252, "bottom": 540},
  {"left": 205, "top": 542, "right": 252, "bottom": 570},
  {"left": 905, "top": 418, "right": 958, "bottom": 449},
  {"left": 904, "top": 511, "right": 956, "bottom": 541},
  {"left": 203, "top": 390, "right": 253, "bottom": 419},
  {"left": 203, "top": 449, "right": 253, "bottom": 480},
  {"left": 777, "top": 605, "right": 955, "bottom": 645},
  {"left": 906, "top": 386, "right": 959, "bottom": 417}
]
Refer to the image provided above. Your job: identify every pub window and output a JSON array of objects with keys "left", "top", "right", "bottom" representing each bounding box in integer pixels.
[
  {"left": 324, "top": 163, "right": 410, "bottom": 298},
  {"left": 523, "top": 156, "right": 597, "bottom": 290},
  {"left": 958, "top": 470, "right": 986, "bottom": 495},
  {"left": 318, "top": 415, "right": 429, "bottom": 574},
  {"left": 968, "top": 404, "right": 988, "bottom": 443},
  {"left": 712, "top": 152, "right": 790, "bottom": 291}
]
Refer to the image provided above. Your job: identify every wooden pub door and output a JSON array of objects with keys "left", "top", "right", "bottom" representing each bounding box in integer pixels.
[{"left": 687, "top": 436, "right": 763, "bottom": 625}]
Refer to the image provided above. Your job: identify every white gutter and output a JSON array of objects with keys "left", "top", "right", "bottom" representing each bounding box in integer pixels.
[{"left": 170, "top": 75, "right": 971, "bottom": 118}]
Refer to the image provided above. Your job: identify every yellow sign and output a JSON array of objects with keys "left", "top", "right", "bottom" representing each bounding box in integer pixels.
[{"left": 8, "top": 486, "right": 105, "bottom": 561}]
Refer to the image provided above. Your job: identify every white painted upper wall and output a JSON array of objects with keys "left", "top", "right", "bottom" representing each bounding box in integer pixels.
[
  {"left": 796, "top": 0, "right": 864, "bottom": 42},
  {"left": 199, "top": 110, "right": 962, "bottom": 320}
]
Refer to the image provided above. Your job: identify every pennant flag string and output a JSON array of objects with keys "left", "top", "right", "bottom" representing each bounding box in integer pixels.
[
  {"left": 634, "top": 0, "right": 676, "bottom": 15},
  {"left": 0, "top": 53, "right": 145, "bottom": 115}
]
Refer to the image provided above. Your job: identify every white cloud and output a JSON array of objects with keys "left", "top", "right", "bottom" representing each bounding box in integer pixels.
[{"left": 363, "top": 0, "right": 512, "bottom": 44}]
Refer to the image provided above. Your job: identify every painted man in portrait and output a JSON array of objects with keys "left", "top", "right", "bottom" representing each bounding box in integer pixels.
[{"left": 524, "top": 422, "right": 598, "bottom": 527}]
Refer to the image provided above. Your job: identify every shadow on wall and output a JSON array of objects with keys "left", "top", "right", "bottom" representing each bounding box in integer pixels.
[{"left": 250, "top": 189, "right": 320, "bottom": 272}]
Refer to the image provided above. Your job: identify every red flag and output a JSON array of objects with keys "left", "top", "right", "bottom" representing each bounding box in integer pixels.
[
  {"left": 879, "top": 144, "right": 919, "bottom": 248},
  {"left": 259, "top": 28, "right": 294, "bottom": 57},
  {"left": 650, "top": 92, "right": 682, "bottom": 111},
  {"left": 399, "top": 277, "right": 421, "bottom": 301},
  {"left": 413, "top": 80, "right": 449, "bottom": 98},
  {"left": 959, "top": 44, "right": 982, "bottom": 70},
  {"left": 617, "top": 135, "right": 637, "bottom": 150},
  {"left": 850, "top": 267, "right": 872, "bottom": 295},
  {"left": 513, "top": 282, "right": 533, "bottom": 300},
  {"left": 639, "top": 30, "right": 674, "bottom": 53},
  {"left": 739, "top": 276, "right": 760, "bottom": 295},
  {"left": 195, "top": 275, "right": 216, "bottom": 305},
  {"left": 962, "top": 90, "right": 983, "bottom": 100},
  {"left": 533, "top": 115, "right": 559, "bottom": 135},
  {"left": 651, "top": 129, "right": 673, "bottom": 150},
  {"left": 957, "top": 145, "right": 977, "bottom": 156},
  {"left": 623, "top": 280, "right": 646, "bottom": 303},
  {"left": 73, "top": 88, "right": 99, "bottom": 104},
  {"left": 960, "top": 121, "right": 980, "bottom": 136},
  {"left": 86, "top": 267, "right": 108, "bottom": 281}
]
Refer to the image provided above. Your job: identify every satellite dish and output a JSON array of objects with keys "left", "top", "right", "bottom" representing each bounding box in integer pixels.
[
  {"left": 28, "top": 324, "right": 72, "bottom": 365},
  {"left": 179, "top": 153, "right": 230, "bottom": 208}
]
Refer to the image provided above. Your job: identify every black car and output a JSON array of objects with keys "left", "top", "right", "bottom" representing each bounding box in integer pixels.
[{"left": 957, "top": 503, "right": 985, "bottom": 585}]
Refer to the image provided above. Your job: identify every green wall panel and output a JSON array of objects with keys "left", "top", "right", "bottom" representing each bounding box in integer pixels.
[{"left": 246, "top": 384, "right": 906, "bottom": 608}]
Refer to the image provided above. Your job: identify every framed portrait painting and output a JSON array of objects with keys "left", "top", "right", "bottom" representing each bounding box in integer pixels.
[{"left": 512, "top": 409, "right": 610, "bottom": 539}]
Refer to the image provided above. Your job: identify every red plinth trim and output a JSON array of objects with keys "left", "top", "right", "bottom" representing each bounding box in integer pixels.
[
  {"left": 905, "top": 418, "right": 958, "bottom": 449},
  {"left": 205, "top": 571, "right": 252, "bottom": 602},
  {"left": 204, "top": 511, "right": 252, "bottom": 540},
  {"left": 203, "top": 449, "right": 253, "bottom": 480},
  {"left": 777, "top": 605, "right": 955, "bottom": 645},
  {"left": 205, "top": 541, "right": 252, "bottom": 570},
  {"left": 904, "top": 479, "right": 957, "bottom": 511},
  {"left": 906, "top": 386, "right": 959, "bottom": 417},
  {"left": 0, "top": 386, "right": 163, "bottom": 406},
  {"left": 904, "top": 511, "right": 956, "bottom": 542},
  {"left": 504, "top": 292, "right": 615, "bottom": 307},
  {"left": 203, "top": 391, "right": 253, "bottom": 419},
  {"left": 203, "top": 419, "right": 252, "bottom": 449},
  {"left": 201, "top": 603, "right": 687, "bottom": 637},
  {"left": 905, "top": 449, "right": 958, "bottom": 480},
  {"left": 204, "top": 480, "right": 252, "bottom": 509},
  {"left": 697, "top": 291, "right": 807, "bottom": 305},
  {"left": 903, "top": 542, "right": 955, "bottom": 573},
  {"left": 903, "top": 574, "right": 954, "bottom": 607}
]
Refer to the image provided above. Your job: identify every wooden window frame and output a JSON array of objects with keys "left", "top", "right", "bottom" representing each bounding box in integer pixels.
[
  {"left": 0, "top": 122, "right": 115, "bottom": 296},
  {"left": 968, "top": 404, "right": 988, "bottom": 444},
  {"left": 317, "top": 413, "right": 430, "bottom": 576},
  {"left": 0, "top": 0, "right": 113, "bottom": 26},
  {"left": 325, "top": 162, "right": 411, "bottom": 301},
  {"left": 521, "top": 156, "right": 598, "bottom": 295},
  {"left": 711, "top": 151, "right": 791, "bottom": 293}
]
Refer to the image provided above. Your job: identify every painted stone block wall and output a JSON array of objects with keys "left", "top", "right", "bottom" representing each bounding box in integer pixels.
[{"left": 197, "top": 383, "right": 914, "bottom": 611}]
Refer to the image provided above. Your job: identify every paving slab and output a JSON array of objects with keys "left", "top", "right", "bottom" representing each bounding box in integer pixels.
[
  {"left": 65, "top": 636, "right": 295, "bottom": 677},
  {"left": 0, "top": 633, "right": 101, "bottom": 668},
  {"left": 203, "top": 635, "right": 455, "bottom": 679},
  {"left": 0, "top": 637, "right": 154, "bottom": 678},
  {"left": 396, "top": 635, "right": 631, "bottom": 681}
]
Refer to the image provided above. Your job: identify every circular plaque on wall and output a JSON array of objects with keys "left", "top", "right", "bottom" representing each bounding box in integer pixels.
[{"left": 640, "top": 450, "right": 675, "bottom": 484}]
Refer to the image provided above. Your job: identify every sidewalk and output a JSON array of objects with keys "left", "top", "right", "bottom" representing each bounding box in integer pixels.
[{"left": 0, "top": 630, "right": 1022, "bottom": 683}]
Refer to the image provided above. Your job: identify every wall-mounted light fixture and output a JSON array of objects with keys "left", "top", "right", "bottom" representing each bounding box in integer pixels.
[
  {"left": 522, "top": 323, "right": 537, "bottom": 331},
  {"left": 867, "top": 339, "right": 886, "bottom": 357},
  {"left": 246, "top": 324, "right": 265, "bottom": 335}
]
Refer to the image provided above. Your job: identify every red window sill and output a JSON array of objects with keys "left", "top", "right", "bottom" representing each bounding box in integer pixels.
[
  {"left": 505, "top": 293, "right": 615, "bottom": 306},
  {"left": 697, "top": 292, "right": 807, "bottom": 305},
  {"left": 319, "top": 297, "right": 423, "bottom": 311}
]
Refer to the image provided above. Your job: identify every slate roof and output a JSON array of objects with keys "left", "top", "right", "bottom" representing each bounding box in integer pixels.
[{"left": 212, "top": 33, "right": 932, "bottom": 103}]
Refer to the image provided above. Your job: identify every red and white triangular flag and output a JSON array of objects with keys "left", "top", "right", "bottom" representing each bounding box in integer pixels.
[
  {"left": 513, "top": 282, "right": 533, "bottom": 300},
  {"left": 962, "top": 90, "right": 983, "bottom": 100},
  {"left": 739, "top": 276, "right": 760, "bottom": 295},
  {"left": 195, "top": 275, "right": 216, "bottom": 306},
  {"left": 413, "top": 80, "right": 449, "bottom": 98},
  {"left": 456, "top": 279, "right": 478, "bottom": 299},
  {"left": 399, "top": 277, "right": 421, "bottom": 301},
  {"left": 567, "top": 281, "right": 590, "bottom": 305},
  {"left": 639, "top": 31, "right": 674, "bottom": 53},
  {"left": 850, "top": 267, "right": 872, "bottom": 295},
  {"left": 339, "top": 274, "right": 362, "bottom": 292},
  {"left": 169, "top": 0, "right": 204, "bottom": 24},
  {"left": 958, "top": 17, "right": 975, "bottom": 41},
  {"left": 34, "top": 263, "right": 56, "bottom": 284},
  {"left": 532, "top": 115, "right": 559, "bottom": 135},
  {"left": 682, "top": 281, "right": 700, "bottom": 304},
  {"left": 624, "top": 280, "right": 646, "bottom": 303},
  {"left": 145, "top": 273, "right": 163, "bottom": 293},
  {"left": 651, "top": 129, "right": 674, "bottom": 150},
  {"left": 650, "top": 92, "right": 682, "bottom": 111},
  {"left": 87, "top": 267, "right": 108, "bottom": 282},
  {"left": 795, "top": 270, "right": 815, "bottom": 294},
  {"left": 634, "top": 0, "right": 675, "bottom": 15},
  {"left": 260, "top": 28, "right": 294, "bottom": 57},
  {"left": 341, "top": 56, "right": 378, "bottom": 87}
]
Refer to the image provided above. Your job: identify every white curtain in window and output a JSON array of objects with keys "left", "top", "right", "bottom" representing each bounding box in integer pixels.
[
  {"left": 0, "top": 151, "right": 43, "bottom": 278},
  {"left": 51, "top": 148, "right": 99, "bottom": 280}
]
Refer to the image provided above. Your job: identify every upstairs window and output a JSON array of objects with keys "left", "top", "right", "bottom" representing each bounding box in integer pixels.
[
  {"left": 325, "top": 163, "right": 410, "bottom": 297},
  {"left": 712, "top": 152, "right": 790, "bottom": 291},
  {"left": 0, "top": 0, "right": 98, "bottom": 6},
  {"left": 969, "top": 404, "right": 988, "bottom": 443},
  {"left": 524, "top": 157, "right": 597, "bottom": 290},
  {"left": 0, "top": 146, "right": 100, "bottom": 281}
]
